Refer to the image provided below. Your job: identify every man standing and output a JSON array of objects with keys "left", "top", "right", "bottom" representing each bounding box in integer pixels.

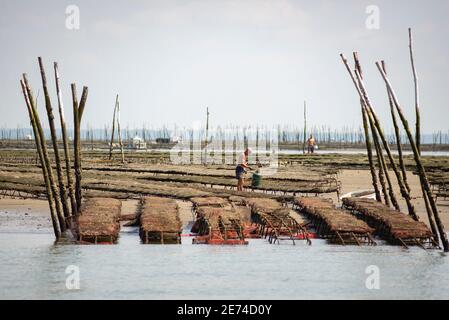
[
  {"left": 307, "top": 135, "right": 317, "bottom": 154},
  {"left": 236, "top": 148, "right": 252, "bottom": 191}
]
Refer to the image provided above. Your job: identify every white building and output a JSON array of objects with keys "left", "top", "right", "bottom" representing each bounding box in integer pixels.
[{"left": 132, "top": 135, "right": 146, "bottom": 149}]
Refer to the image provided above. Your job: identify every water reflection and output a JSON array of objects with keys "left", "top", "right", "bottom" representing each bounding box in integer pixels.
[{"left": 0, "top": 232, "right": 448, "bottom": 299}]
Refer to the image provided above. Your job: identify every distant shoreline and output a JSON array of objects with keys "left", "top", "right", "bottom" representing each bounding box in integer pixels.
[{"left": 1, "top": 140, "right": 449, "bottom": 152}]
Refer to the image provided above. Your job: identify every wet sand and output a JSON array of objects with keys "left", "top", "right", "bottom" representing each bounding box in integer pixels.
[
  {"left": 336, "top": 169, "right": 449, "bottom": 228},
  {"left": 0, "top": 198, "right": 52, "bottom": 233}
]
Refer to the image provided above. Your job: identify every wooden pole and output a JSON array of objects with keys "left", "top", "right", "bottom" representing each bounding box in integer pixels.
[
  {"left": 109, "top": 95, "right": 118, "bottom": 160},
  {"left": 20, "top": 79, "right": 61, "bottom": 239},
  {"left": 376, "top": 62, "right": 448, "bottom": 251},
  {"left": 361, "top": 106, "right": 382, "bottom": 202},
  {"left": 76, "top": 87, "right": 88, "bottom": 210},
  {"left": 38, "top": 57, "right": 70, "bottom": 221},
  {"left": 23, "top": 74, "right": 67, "bottom": 232},
  {"left": 354, "top": 53, "right": 399, "bottom": 209},
  {"left": 372, "top": 130, "right": 390, "bottom": 206},
  {"left": 405, "top": 31, "right": 439, "bottom": 240},
  {"left": 54, "top": 62, "right": 76, "bottom": 216},
  {"left": 353, "top": 52, "right": 382, "bottom": 202},
  {"left": 375, "top": 131, "right": 402, "bottom": 211},
  {"left": 381, "top": 61, "right": 410, "bottom": 192},
  {"left": 116, "top": 95, "right": 125, "bottom": 164},
  {"left": 378, "top": 62, "right": 407, "bottom": 211},
  {"left": 406, "top": 27, "right": 439, "bottom": 236},
  {"left": 204, "top": 107, "right": 209, "bottom": 165},
  {"left": 303, "top": 101, "right": 307, "bottom": 154},
  {"left": 71, "top": 84, "right": 80, "bottom": 210},
  {"left": 381, "top": 149, "right": 401, "bottom": 211},
  {"left": 340, "top": 54, "right": 418, "bottom": 220},
  {"left": 354, "top": 69, "right": 418, "bottom": 220},
  {"left": 71, "top": 85, "right": 88, "bottom": 211},
  {"left": 408, "top": 28, "right": 421, "bottom": 155}
]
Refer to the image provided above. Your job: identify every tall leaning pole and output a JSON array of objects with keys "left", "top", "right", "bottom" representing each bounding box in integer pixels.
[
  {"left": 38, "top": 57, "right": 70, "bottom": 221},
  {"left": 20, "top": 80, "right": 61, "bottom": 239},
  {"left": 54, "top": 62, "right": 77, "bottom": 216},
  {"left": 376, "top": 62, "right": 448, "bottom": 252}
]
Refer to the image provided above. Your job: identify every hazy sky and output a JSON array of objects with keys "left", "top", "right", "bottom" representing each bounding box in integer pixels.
[{"left": 1, "top": 0, "right": 448, "bottom": 132}]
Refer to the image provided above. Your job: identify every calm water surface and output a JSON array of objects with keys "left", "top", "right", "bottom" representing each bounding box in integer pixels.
[{"left": 1, "top": 228, "right": 448, "bottom": 300}]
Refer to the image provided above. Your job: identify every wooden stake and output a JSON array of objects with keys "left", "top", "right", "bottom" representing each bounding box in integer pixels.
[
  {"left": 354, "top": 53, "right": 399, "bottom": 209},
  {"left": 71, "top": 85, "right": 88, "bottom": 211},
  {"left": 23, "top": 74, "right": 66, "bottom": 232},
  {"left": 303, "top": 101, "right": 307, "bottom": 154},
  {"left": 38, "top": 57, "right": 70, "bottom": 221},
  {"left": 109, "top": 95, "right": 118, "bottom": 160},
  {"left": 376, "top": 62, "right": 448, "bottom": 251},
  {"left": 381, "top": 61, "right": 410, "bottom": 193},
  {"left": 77, "top": 86, "right": 88, "bottom": 210},
  {"left": 372, "top": 130, "right": 390, "bottom": 206},
  {"left": 54, "top": 62, "right": 77, "bottom": 216},
  {"left": 204, "top": 107, "right": 209, "bottom": 164},
  {"left": 360, "top": 106, "right": 381, "bottom": 202},
  {"left": 408, "top": 28, "right": 421, "bottom": 155},
  {"left": 116, "top": 96, "right": 125, "bottom": 164},
  {"left": 20, "top": 79, "right": 61, "bottom": 239},
  {"left": 353, "top": 52, "right": 382, "bottom": 202},
  {"left": 405, "top": 30, "right": 439, "bottom": 241},
  {"left": 354, "top": 69, "right": 418, "bottom": 220},
  {"left": 71, "top": 84, "right": 80, "bottom": 211},
  {"left": 340, "top": 54, "right": 418, "bottom": 220}
]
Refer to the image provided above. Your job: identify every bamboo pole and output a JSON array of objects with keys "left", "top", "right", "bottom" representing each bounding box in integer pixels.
[
  {"left": 23, "top": 74, "right": 67, "bottom": 232},
  {"left": 376, "top": 62, "right": 448, "bottom": 251},
  {"left": 116, "top": 96, "right": 125, "bottom": 164},
  {"left": 54, "top": 62, "right": 76, "bottom": 216},
  {"left": 109, "top": 95, "right": 118, "bottom": 160},
  {"left": 38, "top": 57, "right": 70, "bottom": 221},
  {"left": 340, "top": 54, "right": 418, "bottom": 220},
  {"left": 408, "top": 28, "right": 421, "bottom": 155},
  {"left": 20, "top": 79, "right": 61, "bottom": 239}
]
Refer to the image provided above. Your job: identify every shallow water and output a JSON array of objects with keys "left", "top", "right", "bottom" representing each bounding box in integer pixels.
[{"left": 1, "top": 227, "right": 448, "bottom": 300}]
